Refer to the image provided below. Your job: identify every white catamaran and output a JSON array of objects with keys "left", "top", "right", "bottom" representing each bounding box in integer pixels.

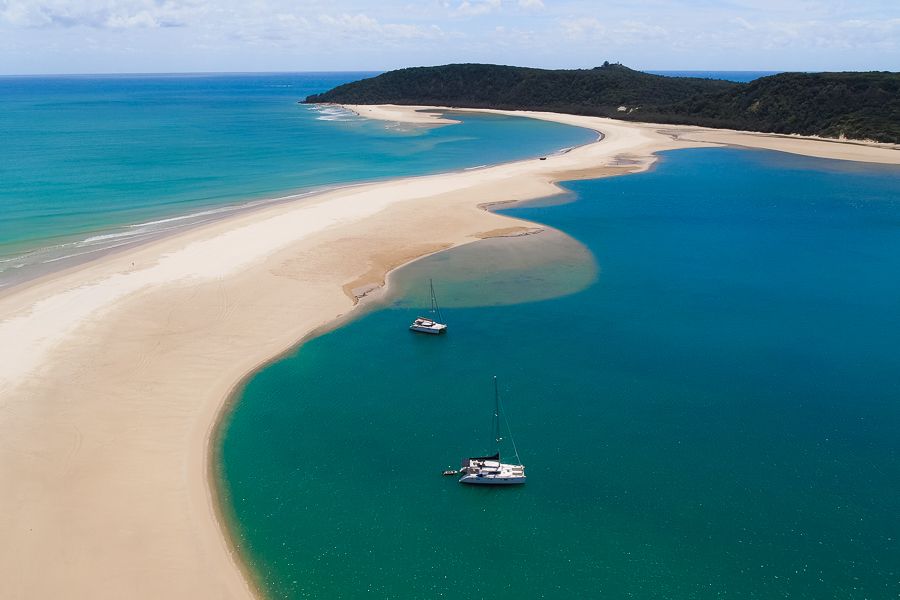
[
  {"left": 459, "top": 376, "right": 526, "bottom": 485},
  {"left": 409, "top": 279, "right": 447, "bottom": 335}
]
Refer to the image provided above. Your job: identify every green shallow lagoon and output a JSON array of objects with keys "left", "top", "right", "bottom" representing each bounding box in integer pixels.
[{"left": 219, "top": 148, "right": 900, "bottom": 599}]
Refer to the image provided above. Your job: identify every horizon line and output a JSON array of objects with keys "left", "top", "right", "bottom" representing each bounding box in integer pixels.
[{"left": 0, "top": 67, "right": 802, "bottom": 79}]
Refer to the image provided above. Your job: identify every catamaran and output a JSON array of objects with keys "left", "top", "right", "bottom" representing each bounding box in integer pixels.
[
  {"left": 459, "top": 376, "right": 526, "bottom": 485},
  {"left": 409, "top": 279, "right": 447, "bottom": 335}
]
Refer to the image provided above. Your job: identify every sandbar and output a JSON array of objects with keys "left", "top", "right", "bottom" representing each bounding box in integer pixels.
[{"left": 0, "top": 105, "right": 897, "bottom": 599}]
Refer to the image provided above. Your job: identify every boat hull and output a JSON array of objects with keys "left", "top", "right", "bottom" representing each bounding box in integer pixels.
[
  {"left": 459, "top": 474, "right": 526, "bottom": 485},
  {"left": 409, "top": 321, "right": 447, "bottom": 334},
  {"left": 459, "top": 456, "right": 525, "bottom": 485}
]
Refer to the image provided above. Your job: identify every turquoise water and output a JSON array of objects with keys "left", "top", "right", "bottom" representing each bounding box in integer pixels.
[
  {"left": 0, "top": 73, "right": 594, "bottom": 285},
  {"left": 219, "top": 148, "right": 900, "bottom": 599}
]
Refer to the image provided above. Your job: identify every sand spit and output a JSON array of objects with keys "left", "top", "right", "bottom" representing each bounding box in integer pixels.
[
  {"left": 342, "top": 104, "right": 460, "bottom": 125},
  {"left": 351, "top": 105, "right": 899, "bottom": 165},
  {"left": 0, "top": 106, "right": 896, "bottom": 600}
]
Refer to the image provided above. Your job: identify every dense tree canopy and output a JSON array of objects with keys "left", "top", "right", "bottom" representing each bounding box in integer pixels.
[{"left": 304, "top": 63, "right": 900, "bottom": 143}]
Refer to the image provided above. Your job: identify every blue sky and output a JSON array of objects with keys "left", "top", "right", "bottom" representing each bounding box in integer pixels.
[{"left": 1, "top": 0, "right": 898, "bottom": 74}]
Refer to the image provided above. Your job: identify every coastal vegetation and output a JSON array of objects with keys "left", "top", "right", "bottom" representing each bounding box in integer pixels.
[{"left": 304, "top": 63, "right": 900, "bottom": 143}]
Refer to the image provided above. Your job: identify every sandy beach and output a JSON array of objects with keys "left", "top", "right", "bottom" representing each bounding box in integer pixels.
[{"left": 0, "top": 106, "right": 897, "bottom": 599}]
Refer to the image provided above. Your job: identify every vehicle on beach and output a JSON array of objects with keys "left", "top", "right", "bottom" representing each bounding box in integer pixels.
[
  {"left": 458, "top": 376, "right": 526, "bottom": 486},
  {"left": 409, "top": 279, "right": 447, "bottom": 334}
]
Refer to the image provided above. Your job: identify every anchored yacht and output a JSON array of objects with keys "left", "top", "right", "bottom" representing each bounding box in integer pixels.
[
  {"left": 459, "top": 376, "right": 526, "bottom": 485},
  {"left": 410, "top": 279, "right": 447, "bottom": 334}
]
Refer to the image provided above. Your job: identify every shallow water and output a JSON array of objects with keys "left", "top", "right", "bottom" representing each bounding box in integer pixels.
[
  {"left": 219, "top": 147, "right": 900, "bottom": 599},
  {"left": 0, "top": 73, "right": 595, "bottom": 285}
]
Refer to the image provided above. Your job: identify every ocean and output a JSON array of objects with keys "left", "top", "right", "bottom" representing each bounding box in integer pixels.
[
  {"left": 647, "top": 70, "right": 781, "bottom": 82},
  {"left": 0, "top": 73, "right": 595, "bottom": 287},
  {"left": 219, "top": 148, "right": 900, "bottom": 599}
]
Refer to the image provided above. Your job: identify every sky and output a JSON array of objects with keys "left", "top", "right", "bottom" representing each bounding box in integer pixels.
[{"left": 1, "top": 0, "right": 898, "bottom": 75}]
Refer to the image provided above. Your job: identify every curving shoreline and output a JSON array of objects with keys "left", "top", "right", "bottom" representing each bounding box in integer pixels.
[{"left": 0, "top": 106, "right": 897, "bottom": 599}]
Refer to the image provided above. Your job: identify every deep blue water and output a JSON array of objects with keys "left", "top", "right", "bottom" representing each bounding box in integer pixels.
[
  {"left": 0, "top": 72, "right": 594, "bottom": 285},
  {"left": 647, "top": 70, "right": 781, "bottom": 82},
  {"left": 220, "top": 147, "right": 900, "bottom": 599}
]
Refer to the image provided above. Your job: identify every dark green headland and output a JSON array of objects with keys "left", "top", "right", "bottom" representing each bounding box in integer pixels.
[{"left": 304, "top": 63, "right": 900, "bottom": 143}]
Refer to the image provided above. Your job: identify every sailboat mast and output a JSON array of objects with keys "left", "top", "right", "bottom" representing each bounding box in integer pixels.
[
  {"left": 429, "top": 278, "right": 436, "bottom": 314},
  {"left": 493, "top": 376, "right": 501, "bottom": 460},
  {"left": 429, "top": 279, "right": 444, "bottom": 323}
]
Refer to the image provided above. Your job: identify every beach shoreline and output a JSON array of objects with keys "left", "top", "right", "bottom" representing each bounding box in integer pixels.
[
  {"left": 1, "top": 106, "right": 898, "bottom": 600},
  {"left": 342, "top": 104, "right": 900, "bottom": 164},
  {"left": 0, "top": 106, "right": 593, "bottom": 295},
  {"left": 0, "top": 185, "right": 347, "bottom": 295}
]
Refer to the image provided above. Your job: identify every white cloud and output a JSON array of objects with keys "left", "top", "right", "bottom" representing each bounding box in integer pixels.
[
  {"left": 454, "top": 0, "right": 502, "bottom": 17},
  {"left": 730, "top": 17, "right": 755, "bottom": 31},
  {"left": 446, "top": 0, "right": 541, "bottom": 15},
  {"left": 318, "top": 12, "right": 445, "bottom": 41},
  {"left": 559, "top": 16, "right": 605, "bottom": 40},
  {"left": 616, "top": 20, "right": 668, "bottom": 41},
  {"left": 688, "top": 16, "right": 900, "bottom": 53},
  {"left": 558, "top": 16, "right": 672, "bottom": 48},
  {"left": 0, "top": 0, "right": 897, "bottom": 73},
  {"left": 225, "top": 10, "right": 312, "bottom": 45},
  {"left": 491, "top": 23, "right": 538, "bottom": 46},
  {"left": 319, "top": 12, "right": 380, "bottom": 32},
  {"left": 0, "top": 0, "right": 203, "bottom": 29}
]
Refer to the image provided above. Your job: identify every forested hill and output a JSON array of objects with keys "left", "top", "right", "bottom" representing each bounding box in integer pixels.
[{"left": 303, "top": 63, "right": 900, "bottom": 143}]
